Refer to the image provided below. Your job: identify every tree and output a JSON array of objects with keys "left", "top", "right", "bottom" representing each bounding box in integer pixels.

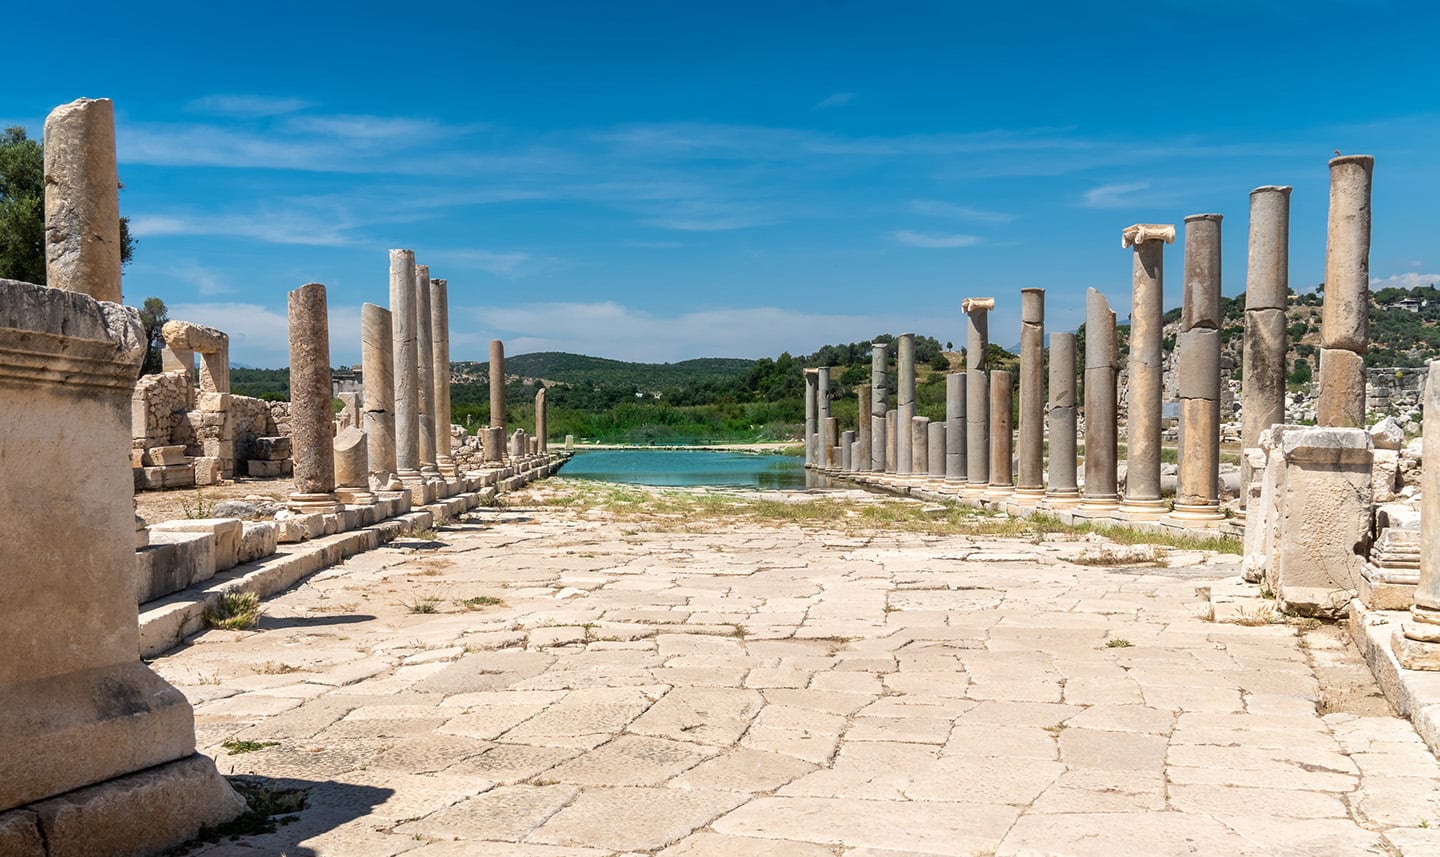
[
  {"left": 0, "top": 126, "right": 133, "bottom": 284},
  {"left": 137, "top": 297, "right": 168, "bottom": 376}
]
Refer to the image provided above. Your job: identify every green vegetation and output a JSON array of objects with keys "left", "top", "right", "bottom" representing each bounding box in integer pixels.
[
  {"left": 460, "top": 595, "right": 505, "bottom": 609},
  {"left": 221, "top": 739, "right": 279, "bottom": 755},
  {"left": 204, "top": 592, "right": 262, "bottom": 630}
]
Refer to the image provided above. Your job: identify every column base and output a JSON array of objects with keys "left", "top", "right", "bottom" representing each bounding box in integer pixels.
[
  {"left": 397, "top": 468, "right": 425, "bottom": 487},
  {"left": 336, "top": 488, "right": 377, "bottom": 506},
  {"left": 1077, "top": 494, "right": 1119, "bottom": 514},
  {"left": 288, "top": 492, "right": 342, "bottom": 514},
  {"left": 1041, "top": 490, "right": 1082, "bottom": 510},
  {"left": 1117, "top": 497, "right": 1169, "bottom": 520},
  {"left": 1394, "top": 608, "right": 1440, "bottom": 670},
  {"left": 1169, "top": 501, "right": 1224, "bottom": 522},
  {"left": 437, "top": 458, "right": 459, "bottom": 479},
  {"left": 985, "top": 484, "right": 1014, "bottom": 501},
  {"left": 1012, "top": 487, "right": 1046, "bottom": 505}
]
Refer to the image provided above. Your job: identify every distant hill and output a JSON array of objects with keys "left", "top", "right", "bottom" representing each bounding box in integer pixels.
[{"left": 452, "top": 351, "right": 755, "bottom": 391}]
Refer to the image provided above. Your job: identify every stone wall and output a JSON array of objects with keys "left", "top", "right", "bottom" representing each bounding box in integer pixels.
[
  {"left": 132, "top": 375, "right": 295, "bottom": 487},
  {"left": 132, "top": 370, "right": 195, "bottom": 451}
]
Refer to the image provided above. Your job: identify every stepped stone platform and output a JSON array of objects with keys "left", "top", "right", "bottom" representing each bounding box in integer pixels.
[{"left": 148, "top": 480, "right": 1440, "bottom": 856}]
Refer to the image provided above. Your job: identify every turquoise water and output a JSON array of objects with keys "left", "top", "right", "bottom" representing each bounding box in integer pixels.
[{"left": 558, "top": 449, "right": 813, "bottom": 489}]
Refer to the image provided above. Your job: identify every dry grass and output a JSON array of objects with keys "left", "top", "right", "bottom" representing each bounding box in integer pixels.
[{"left": 204, "top": 592, "right": 262, "bottom": 631}]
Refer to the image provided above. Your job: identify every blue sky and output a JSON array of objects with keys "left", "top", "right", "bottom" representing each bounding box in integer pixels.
[{"left": 8, "top": 1, "right": 1439, "bottom": 366}]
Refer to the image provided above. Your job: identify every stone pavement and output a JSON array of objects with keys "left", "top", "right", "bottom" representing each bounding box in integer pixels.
[{"left": 153, "top": 481, "right": 1440, "bottom": 856}]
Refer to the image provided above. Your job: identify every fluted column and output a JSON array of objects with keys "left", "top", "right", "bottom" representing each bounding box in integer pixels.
[
  {"left": 804, "top": 369, "right": 818, "bottom": 466},
  {"left": 1241, "top": 186, "right": 1292, "bottom": 510},
  {"left": 1016, "top": 288, "right": 1046, "bottom": 501},
  {"left": 963, "top": 298, "right": 994, "bottom": 492},
  {"left": 896, "top": 335, "right": 915, "bottom": 476},
  {"left": 987, "top": 369, "right": 1013, "bottom": 498},
  {"left": 43, "top": 98, "right": 122, "bottom": 303},
  {"left": 431, "top": 277, "right": 456, "bottom": 476},
  {"left": 945, "top": 372, "right": 966, "bottom": 484},
  {"left": 389, "top": 249, "right": 422, "bottom": 484},
  {"left": 287, "top": 283, "right": 341, "bottom": 513},
  {"left": 870, "top": 343, "right": 888, "bottom": 472},
  {"left": 1318, "top": 155, "right": 1374, "bottom": 427},
  {"left": 361, "top": 303, "right": 396, "bottom": 482},
  {"left": 818, "top": 367, "right": 833, "bottom": 469},
  {"left": 1173, "top": 214, "right": 1225, "bottom": 521},
  {"left": 1119, "top": 223, "right": 1175, "bottom": 519},
  {"left": 1044, "top": 332, "right": 1080, "bottom": 507},
  {"left": 1081, "top": 288, "right": 1119, "bottom": 512}
]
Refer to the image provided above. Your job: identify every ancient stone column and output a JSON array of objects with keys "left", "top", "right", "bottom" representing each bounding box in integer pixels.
[
  {"left": 946, "top": 372, "right": 966, "bottom": 484},
  {"left": 535, "top": 387, "right": 548, "bottom": 452},
  {"left": 840, "top": 429, "right": 856, "bottom": 472},
  {"left": 1242, "top": 186, "right": 1292, "bottom": 508},
  {"left": 927, "top": 421, "right": 946, "bottom": 480},
  {"left": 1318, "top": 155, "right": 1375, "bottom": 428},
  {"left": 288, "top": 282, "right": 340, "bottom": 513},
  {"left": 490, "top": 339, "right": 507, "bottom": 435},
  {"left": 988, "top": 369, "right": 1014, "bottom": 497},
  {"left": 390, "top": 249, "right": 422, "bottom": 484},
  {"left": 818, "top": 366, "right": 833, "bottom": 468},
  {"left": 334, "top": 425, "right": 375, "bottom": 505},
  {"left": 1016, "top": 288, "right": 1046, "bottom": 502},
  {"left": 806, "top": 365, "right": 817, "bottom": 466},
  {"left": 896, "top": 334, "right": 915, "bottom": 476},
  {"left": 1045, "top": 332, "right": 1080, "bottom": 507},
  {"left": 431, "top": 277, "right": 456, "bottom": 476},
  {"left": 911, "top": 416, "right": 930, "bottom": 475},
  {"left": 483, "top": 426, "right": 504, "bottom": 464},
  {"left": 414, "top": 265, "right": 440, "bottom": 478},
  {"left": 1397, "top": 360, "right": 1440, "bottom": 668},
  {"left": 885, "top": 410, "right": 898, "bottom": 474},
  {"left": 1119, "top": 223, "right": 1175, "bottom": 519},
  {"left": 43, "top": 98, "right": 122, "bottom": 303},
  {"left": 361, "top": 303, "right": 396, "bottom": 481},
  {"left": 1081, "top": 288, "right": 1120, "bottom": 512},
  {"left": 871, "top": 343, "right": 888, "bottom": 472},
  {"left": 826, "top": 417, "right": 840, "bottom": 469},
  {"left": 1173, "top": 214, "right": 1225, "bottom": 521},
  {"left": 963, "top": 298, "right": 994, "bottom": 490},
  {"left": 857, "top": 383, "right": 872, "bottom": 470}
]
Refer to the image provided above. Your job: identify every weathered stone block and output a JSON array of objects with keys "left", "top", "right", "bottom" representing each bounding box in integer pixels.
[
  {"left": 150, "top": 518, "right": 242, "bottom": 574},
  {"left": 160, "top": 464, "right": 196, "bottom": 489},
  {"left": 237, "top": 521, "right": 278, "bottom": 564},
  {"left": 1318, "top": 347, "right": 1367, "bottom": 428},
  {"left": 245, "top": 459, "right": 287, "bottom": 478},
  {"left": 143, "top": 445, "right": 188, "bottom": 466},
  {"left": 251, "top": 436, "right": 291, "bottom": 460},
  {"left": 136, "top": 530, "right": 214, "bottom": 602},
  {"left": 0, "top": 810, "right": 42, "bottom": 857},
  {"left": 1176, "top": 329, "right": 1221, "bottom": 401},
  {"left": 193, "top": 456, "right": 221, "bottom": 486}
]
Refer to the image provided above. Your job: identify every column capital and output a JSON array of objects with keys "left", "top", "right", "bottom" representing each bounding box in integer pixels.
[
  {"left": 961, "top": 297, "right": 995, "bottom": 314},
  {"left": 1121, "top": 223, "right": 1175, "bottom": 248}
]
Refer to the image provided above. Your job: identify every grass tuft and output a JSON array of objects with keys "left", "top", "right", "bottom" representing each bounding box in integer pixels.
[{"left": 204, "top": 592, "right": 261, "bottom": 631}]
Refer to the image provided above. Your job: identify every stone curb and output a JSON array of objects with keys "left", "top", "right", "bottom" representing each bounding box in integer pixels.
[{"left": 1346, "top": 598, "right": 1440, "bottom": 758}]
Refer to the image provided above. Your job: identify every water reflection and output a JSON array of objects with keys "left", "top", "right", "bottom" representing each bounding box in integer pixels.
[{"left": 558, "top": 449, "right": 818, "bottom": 490}]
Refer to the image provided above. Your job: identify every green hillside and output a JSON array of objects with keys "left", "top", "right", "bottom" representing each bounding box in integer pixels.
[{"left": 452, "top": 352, "right": 754, "bottom": 390}]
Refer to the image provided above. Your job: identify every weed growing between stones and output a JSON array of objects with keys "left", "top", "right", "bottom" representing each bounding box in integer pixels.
[
  {"left": 181, "top": 489, "right": 213, "bottom": 519},
  {"left": 221, "top": 739, "right": 279, "bottom": 755},
  {"left": 1106, "top": 638, "right": 1134, "bottom": 648},
  {"left": 461, "top": 595, "right": 504, "bottom": 610},
  {"left": 163, "top": 777, "right": 307, "bottom": 855},
  {"left": 204, "top": 592, "right": 261, "bottom": 630},
  {"left": 406, "top": 596, "right": 442, "bottom": 614}
]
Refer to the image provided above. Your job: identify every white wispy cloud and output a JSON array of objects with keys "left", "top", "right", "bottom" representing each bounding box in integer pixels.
[
  {"left": 426, "top": 249, "right": 550, "bottom": 278},
  {"left": 186, "top": 94, "right": 313, "bottom": 117},
  {"left": 892, "top": 230, "right": 983, "bottom": 248},
  {"left": 128, "top": 209, "right": 358, "bottom": 247},
  {"left": 167, "top": 301, "right": 365, "bottom": 368},
  {"left": 908, "top": 199, "right": 1016, "bottom": 223},
  {"left": 170, "top": 261, "right": 234, "bottom": 297},
  {"left": 1371, "top": 272, "right": 1440, "bottom": 289},
  {"left": 814, "top": 92, "right": 857, "bottom": 109},
  {"left": 1082, "top": 181, "right": 1152, "bottom": 209}
]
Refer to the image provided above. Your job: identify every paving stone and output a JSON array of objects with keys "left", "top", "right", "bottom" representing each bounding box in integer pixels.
[
  {"left": 528, "top": 786, "right": 747, "bottom": 852},
  {"left": 713, "top": 796, "right": 1018, "bottom": 856}
]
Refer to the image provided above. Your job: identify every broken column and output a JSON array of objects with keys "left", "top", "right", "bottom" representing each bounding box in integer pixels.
[
  {"left": 414, "top": 264, "right": 440, "bottom": 479},
  {"left": 1173, "top": 214, "right": 1225, "bottom": 521},
  {"left": 910, "top": 416, "right": 930, "bottom": 475},
  {"left": 896, "top": 334, "right": 915, "bottom": 476},
  {"left": 1081, "top": 288, "right": 1119, "bottom": 512},
  {"left": 1318, "top": 155, "right": 1375, "bottom": 428},
  {"left": 988, "top": 369, "right": 1014, "bottom": 498},
  {"left": 818, "top": 366, "right": 834, "bottom": 469},
  {"left": 361, "top": 303, "right": 397, "bottom": 484},
  {"left": 1015, "top": 287, "right": 1046, "bottom": 502},
  {"left": 1044, "top": 332, "right": 1081, "bottom": 507},
  {"left": 963, "top": 298, "right": 994, "bottom": 491},
  {"left": 857, "top": 383, "right": 872, "bottom": 472},
  {"left": 0, "top": 98, "right": 243, "bottom": 855},
  {"left": 826, "top": 416, "right": 840, "bottom": 469},
  {"left": 431, "top": 277, "right": 457, "bottom": 477},
  {"left": 804, "top": 368, "right": 818, "bottom": 466},
  {"left": 871, "top": 342, "right": 888, "bottom": 472},
  {"left": 1396, "top": 361, "right": 1440, "bottom": 667},
  {"left": 43, "top": 98, "right": 122, "bottom": 303},
  {"left": 1242, "top": 186, "right": 1292, "bottom": 512},
  {"left": 287, "top": 282, "right": 341, "bottom": 514},
  {"left": 334, "top": 425, "right": 375, "bottom": 505},
  {"left": 946, "top": 372, "right": 966, "bottom": 484},
  {"left": 490, "top": 339, "right": 507, "bottom": 440},
  {"left": 928, "top": 421, "right": 946, "bottom": 480},
  {"left": 390, "top": 249, "right": 423, "bottom": 484},
  {"left": 840, "top": 429, "right": 856, "bottom": 472},
  {"left": 885, "top": 410, "right": 898, "bottom": 474},
  {"left": 535, "top": 387, "right": 548, "bottom": 453},
  {"left": 1119, "top": 223, "right": 1175, "bottom": 519}
]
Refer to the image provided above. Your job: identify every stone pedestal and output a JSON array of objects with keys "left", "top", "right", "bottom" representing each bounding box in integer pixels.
[
  {"left": 361, "top": 303, "right": 397, "bottom": 483},
  {"left": 963, "top": 298, "right": 994, "bottom": 492},
  {"left": 945, "top": 372, "right": 966, "bottom": 484},
  {"left": 490, "top": 339, "right": 507, "bottom": 437},
  {"left": 1119, "top": 223, "right": 1174, "bottom": 519},
  {"left": 431, "top": 277, "right": 457, "bottom": 476},
  {"left": 390, "top": 250, "right": 423, "bottom": 485},
  {"left": 896, "top": 335, "right": 915, "bottom": 476},
  {"left": 818, "top": 367, "right": 834, "bottom": 469},
  {"left": 1172, "top": 214, "right": 1225, "bottom": 522},
  {"left": 287, "top": 283, "right": 342, "bottom": 514},
  {"left": 1015, "top": 288, "right": 1045, "bottom": 501},
  {"left": 1044, "top": 332, "right": 1080, "bottom": 508},
  {"left": 910, "top": 416, "right": 929, "bottom": 476},
  {"left": 1241, "top": 186, "right": 1291, "bottom": 508},
  {"left": 1318, "top": 155, "right": 1374, "bottom": 428},
  {"left": 1395, "top": 361, "right": 1440, "bottom": 667},
  {"left": 1081, "top": 289, "right": 1119, "bottom": 512},
  {"left": 987, "top": 369, "right": 1013, "bottom": 498},
  {"left": 804, "top": 369, "right": 818, "bottom": 466},
  {"left": 870, "top": 343, "right": 888, "bottom": 472}
]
